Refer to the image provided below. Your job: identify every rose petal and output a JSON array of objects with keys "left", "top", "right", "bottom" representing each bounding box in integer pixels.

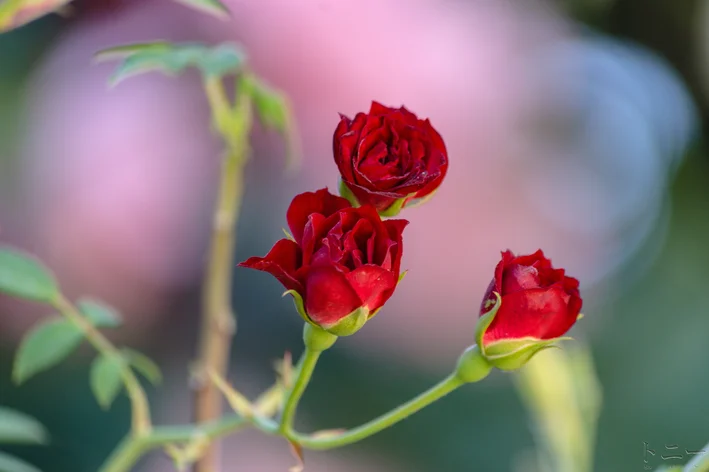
[
  {"left": 304, "top": 264, "right": 363, "bottom": 326},
  {"left": 501, "top": 264, "right": 542, "bottom": 294},
  {"left": 346, "top": 264, "right": 397, "bottom": 313},
  {"left": 482, "top": 285, "right": 579, "bottom": 343},
  {"left": 238, "top": 239, "right": 303, "bottom": 293},
  {"left": 369, "top": 101, "right": 392, "bottom": 116},
  {"left": 286, "top": 189, "right": 351, "bottom": 244}
]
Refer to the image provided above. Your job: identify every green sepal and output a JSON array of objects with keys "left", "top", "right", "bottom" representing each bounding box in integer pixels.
[
  {"left": 484, "top": 337, "right": 572, "bottom": 371},
  {"left": 302, "top": 323, "right": 337, "bottom": 352},
  {"left": 282, "top": 228, "right": 296, "bottom": 242},
  {"left": 403, "top": 190, "right": 438, "bottom": 210},
  {"left": 282, "top": 290, "right": 311, "bottom": 325},
  {"left": 283, "top": 289, "right": 370, "bottom": 336},
  {"left": 338, "top": 179, "right": 360, "bottom": 208},
  {"left": 474, "top": 292, "right": 502, "bottom": 355},
  {"left": 454, "top": 344, "right": 492, "bottom": 383},
  {"left": 378, "top": 197, "right": 409, "bottom": 217},
  {"left": 321, "top": 306, "right": 369, "bottom": 337}
]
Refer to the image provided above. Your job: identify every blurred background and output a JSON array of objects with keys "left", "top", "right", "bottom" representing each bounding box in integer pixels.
[{"left": 1, "top": 0, "right": 708, "bottom": 471}]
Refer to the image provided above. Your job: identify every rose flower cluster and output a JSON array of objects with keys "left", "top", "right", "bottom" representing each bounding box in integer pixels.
[{"left": 240, "top": 102, "right": 582, "bottom": 367}]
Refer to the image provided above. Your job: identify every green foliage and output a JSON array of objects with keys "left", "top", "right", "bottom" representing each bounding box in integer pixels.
[
  {"left": 0, "top": 247, "right": 58, "bottom": 303},
  {"left": 0, "top": 407, "right": 48, "bottom": 445},
  {"left": 96, "top": 42, "right": 247, "bottom": 85},
  {"left": 247, "top": 78, "right": 289, "bottom": 133},
  {"left": 0, "top": 0, "right": 71, "bottom": 33},
  {"left": 0, "top": 408, "right": 47, "bottom": 472},
  {"left": 0, "top": 452, "right": 42, "bottom": 472},
  {"left": 78, "top": 298, "right": 122, "bottom": 328},
  {"left": 246, "top": 76, "right": 300, "bottom": 171},
  {"left": 13, "top": 318, "right": 83, "bottom": 384},
  {"left": 122, "top": 348, "right": 162, "bottom": 386},
  {"left": 0, "top": 0, "right": 230, "bottom": 34},
  {"left": 171, "top": 0, "right": 230, "bottom": 20},
  {"left": 90, "top": 354, "right": 125, "bottom": 409}
]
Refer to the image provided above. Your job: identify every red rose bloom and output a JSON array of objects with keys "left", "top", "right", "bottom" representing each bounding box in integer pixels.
[
  {"left": 479, "top": 250, "right": 582, "bottom": 344},
  {"left": 333, "top": 101, "right": 448, "bottom": 214},
  {"left": 239, "top": 189, "right": 407, "bottom": 336}
]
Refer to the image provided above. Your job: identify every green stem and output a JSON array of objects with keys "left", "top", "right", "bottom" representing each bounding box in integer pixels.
[
  {"left": 193, "top": 74, "right": 252, "bottom": 472},
  {"left": 280, "top": 348, "right": 321, "bottom": 433},
  {"left": 291, "top": 374, "right": 464, "bottom": 450},
  {"left": 53, "top": 295, "right": 152, "bottom": 436},
  {"left": 99, "top": 415, "right": 247, "bottom": 472}
]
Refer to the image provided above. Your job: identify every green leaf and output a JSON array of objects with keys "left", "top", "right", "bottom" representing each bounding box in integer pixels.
[
  {"left": 122, "top": 349, "right": 162, "bottom": 385},
  {"left": 0, "top": 407, "right": 48, "bottom": 445},
  {"left": 171, "top": 0, "right": 231, "bottom": 20},
  {"left": 243, "top": 75, "right": 300, "bottom": 171},
  {"left": 0, "top": 247, "right": 58, "bottom": 303},
  {"left": 96, "top": 41, "right": 246, "bottom": 85},
  {"left": 93, "top": 42, "right": 172, "bottom": 61},
  {"left": 90, "top": 354, "right": 125, "bottom": 409},
  {"left": 0, "top": 0, "right": 71, "bottom": 33},
  {"left": 13, "top": 318, "right": 83, "bottom": 384},
  {"left": 77, "top": 298, "right": 122, "bottom": 328},
  {"left": 0, "top": 452, "right": 42, "bottom": 472},
  {"left": 250, "top": 80, "right": 289, "bottom": 133}
]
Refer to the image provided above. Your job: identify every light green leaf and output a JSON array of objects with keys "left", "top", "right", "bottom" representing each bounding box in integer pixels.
[
  {"left": 0, "top": 452, "right": 42, "bottom": 472},
  {"left": 96, "top": 41, "right": 246, "bottom": 85},
  {"left": 0, "top": 0, "right": 71, "bottom": 33},
  {"left": 13, "top": 318, "right": 83, "bottom": 384},
  {"left": 0, "top": 247, "right": 58, "bottom": 303},
  {"left": 77, "top": 298, "right": 122, "bottom": 328},
  {"left": 171, "top": 0, "right": 230, "bottom": 20},
  {"left": 0, "top": 407, "right": 48, "bottom": 445},
  {"left": 250, "top": 80, "right": 289, "bottom": 132},
  {"left": 122, "top": 349, "right": 162, "bottom": 385},
  {"left": 200, "top": 43, "right": 245, "bottom": 77},
  {"left": 246, "top": 76, "right": 300, "bottom": 171},
  {"left": 93, "top": 42, "right": 172, "bottom": 61},
  {"left": 90, "top": 354, "right": 125, "bottom": 409}
]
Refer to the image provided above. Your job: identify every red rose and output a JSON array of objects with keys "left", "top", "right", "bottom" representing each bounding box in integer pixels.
[
  {"left": 474, "top": 250, "right": 582, "bottom": 370},
  {"left": 333, "top": 101, "right": 448, "bottom": 215},
  {"left": 239, "top": 189, "right": 408, "bottom": 336}
]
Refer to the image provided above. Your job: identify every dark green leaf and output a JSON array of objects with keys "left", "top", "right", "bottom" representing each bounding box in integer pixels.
[
  {"left": 0, "top": 407, "right": 48, "bottom": 445},
  {"left": 171, "top": 0, "right": 230, "bottom": 20},
  {"left": 90, "top": 354, "right": 124, "bottom": 409},
  {"left": 78, "top": 298, "right": 122, "bottom": 328},
  {"left": 0, "top": 0, "right": 71, "bottom": 33},
  {"left": 13, "top": 318, "right": 83, "bottom": 384},
  {"left": 122, "top": 349, "right": 162, "bottom": 385},
  {"left": 0, "top": 248, "right": 58, "bottom": 303},
  {"left": 0, "top": 452, "right": 42, "bottom": 472}
]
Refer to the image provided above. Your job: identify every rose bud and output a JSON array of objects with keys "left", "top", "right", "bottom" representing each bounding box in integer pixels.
[
  {"left": 473, "top": 250, "right": 583, "bottom": 371},
  {"left": 333, "top": 101, "right": 448, "bottom": 216},
  {"left": 239, "top": 188, "right": 408, "bottom": 336}
]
